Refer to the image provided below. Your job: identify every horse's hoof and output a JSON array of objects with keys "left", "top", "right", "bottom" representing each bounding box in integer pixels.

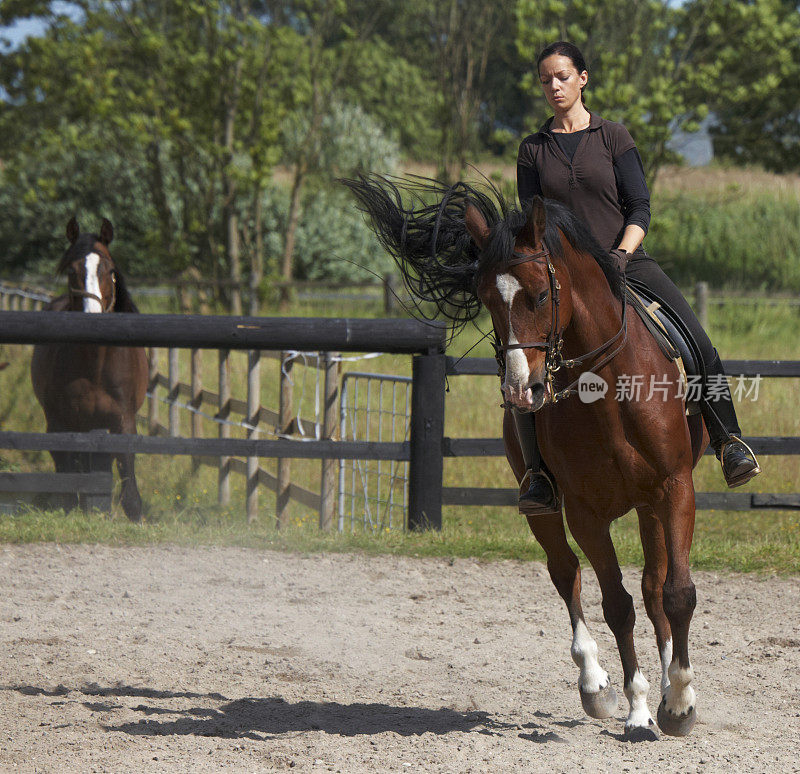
[
  {"left": 579, "top": 683, "right": 618, "bottom": 719},
  {"left": 657, "top": 696, "right": 697, "bottom": 737},
  {"left": 624, "top": 720, "right": 659, "bottom": 742}
]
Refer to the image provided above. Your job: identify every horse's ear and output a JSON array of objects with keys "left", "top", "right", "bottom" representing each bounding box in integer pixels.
[
  {"left": 465, "top": 203, "right": 490, "bottom": 250},
  {"left": 66, "top": 217, "right": 80, "bottom": 244},
  {"left": 521, "top": 196, "right": 547, "bottom": 249},
  {"left": 99, "top": 218, "right": 114, "bottom": 246}
]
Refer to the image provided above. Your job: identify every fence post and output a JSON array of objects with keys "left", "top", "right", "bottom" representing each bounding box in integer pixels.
[
  {"left": 695, "top": 281, "right": 709, "bottom": 329},
  {"left": 218, "top": 349, "right": 231, "bottom": 506},
  {"left": 319, "top": 352, "right": 340, "bottom": 530},
  {"left": 168, "top": 348, "right": 179, "bottom": 437},
  {"left": 408, "top": 353, "right": 446, "bottom": 530},
  {"left": 148, "top": 348, "right": 159, "bottom": 435},
  {"left": 276, "top": 352, "right": 293, "bottom": 528},
  {"left": 191, "top": 348, "right": 202, "bottom": 471},
  {"left": 246, "top": 349, "right": 261, "bottom": 523},
  {"left": 0, "top": 290, "right": 7, "bottom": 311}
]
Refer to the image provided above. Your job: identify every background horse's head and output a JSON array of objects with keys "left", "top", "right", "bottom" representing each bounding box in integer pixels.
[
  {"left": 467, "top": 197, "right": 572, "bottom": 412},
  {"left": 57, "top": 217, "right": 136, "bottom": 313}
]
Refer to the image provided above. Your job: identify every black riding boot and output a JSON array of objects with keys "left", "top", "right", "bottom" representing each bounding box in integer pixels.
[
  {"left": 513, "top": 410, "right": 560, "bottom": 515},
  {"left": 700, "top": 350, "right": 760, "bottom": 488}
]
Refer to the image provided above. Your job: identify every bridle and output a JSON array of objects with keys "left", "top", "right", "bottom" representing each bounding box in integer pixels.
[
  {"left": 68, "top": 268, "right": 117, "bottom": 313},
  {"left": 495, "top": 245, "right": 628, "bottom": 408}
]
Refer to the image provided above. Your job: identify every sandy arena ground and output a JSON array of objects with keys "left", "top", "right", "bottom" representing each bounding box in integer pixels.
[{"left": 0, "top": 544, "right": 798, "bottom": 773}]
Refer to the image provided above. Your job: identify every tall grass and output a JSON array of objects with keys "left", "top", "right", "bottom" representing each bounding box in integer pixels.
[{"left": 648, "top": 189, "right": 800, "bottom": 291}]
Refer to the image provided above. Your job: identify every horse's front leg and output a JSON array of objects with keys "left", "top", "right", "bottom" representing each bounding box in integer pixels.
[
  {"left": 114, "top": 413, "right": 143, "bottom": 522},
  {"left": 503, "top": 412, "right": 617, "bottom": 718},
  {"left": 637, "top": 506, "right": 673, "bottom": 696},
  {"left": 566, "top": 502, "right": 659, "bottom": 741},
  {"left": 651, "top": 481, "right": 698, "bottom": 737},
  {"left": 526, "top": 512, "right": 619, "bottom": 719}
]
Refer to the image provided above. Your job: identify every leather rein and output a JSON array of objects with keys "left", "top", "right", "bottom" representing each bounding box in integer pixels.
[{"left": 496, "top": 246, "right": 628, "bottom": 408}]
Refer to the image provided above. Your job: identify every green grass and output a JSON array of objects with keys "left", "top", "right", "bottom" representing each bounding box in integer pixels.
[{"left": 1, "top": 291, "right": 800, "bottom": 574}]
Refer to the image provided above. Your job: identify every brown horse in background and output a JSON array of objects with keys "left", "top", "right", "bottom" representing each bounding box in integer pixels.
[
  {"left": 31, "top": 218, "right": 147, "bottom": 521},
  {"left": 344, "top": 175, "right": 708, "bottom": 740}
]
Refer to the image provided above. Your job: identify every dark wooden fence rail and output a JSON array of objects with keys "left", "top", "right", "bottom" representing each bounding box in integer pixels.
[
  {"left": 0, "top": 310, "right": 447, "bottom": 529},
  {"left": 2, "top": 306, "right": 798, "bottom": 523},
  {"left": 443, "top": 356, "right": 800, "bottom": 511}
]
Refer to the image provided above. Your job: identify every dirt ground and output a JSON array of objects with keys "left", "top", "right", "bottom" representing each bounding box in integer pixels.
[{"left": 0, "top": 544, "right": 798, "bottom": 773}]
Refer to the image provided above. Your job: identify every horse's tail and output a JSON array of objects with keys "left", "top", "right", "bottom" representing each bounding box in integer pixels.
[{"left": 340, "top": 174, "right": 496, "bottom": 330}]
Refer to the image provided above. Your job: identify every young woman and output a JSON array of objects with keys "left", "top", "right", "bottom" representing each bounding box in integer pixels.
[{"left": 514, "top": 40, "right": 760, "bottom": 515}]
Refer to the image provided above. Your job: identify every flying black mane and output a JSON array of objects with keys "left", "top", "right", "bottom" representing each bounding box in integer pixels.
[
  {"left": 56, "top": 232, "right": 139, "bottom": 313},
  {"left": 342, "top": 174, "right": 624, "bottom": 333}
]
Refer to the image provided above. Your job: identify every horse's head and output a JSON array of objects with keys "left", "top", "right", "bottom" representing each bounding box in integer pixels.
[
  {"left": 59, "top": 217, "right": 118, "bottom": 313},
  {"left": 467, "top": 197, "right": 573, "bottom": 413}
]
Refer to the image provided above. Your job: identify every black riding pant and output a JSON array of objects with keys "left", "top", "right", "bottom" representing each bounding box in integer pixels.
[{"left": 624, "top": 252, "right": 715, "bottom": 368}]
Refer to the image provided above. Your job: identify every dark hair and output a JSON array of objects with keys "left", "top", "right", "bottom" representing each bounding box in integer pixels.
[{"left": 537, "top": 41, "right": 588, "bottom": 102}]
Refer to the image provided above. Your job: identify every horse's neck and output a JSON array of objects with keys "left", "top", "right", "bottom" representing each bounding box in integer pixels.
[{"left": 561, "top": 251, "right": 624, "bottom": 362}]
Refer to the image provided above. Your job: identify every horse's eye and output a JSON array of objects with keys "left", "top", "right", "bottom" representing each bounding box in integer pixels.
[{"left": 535, "top": 289, "right": 549, "bottom": 308}]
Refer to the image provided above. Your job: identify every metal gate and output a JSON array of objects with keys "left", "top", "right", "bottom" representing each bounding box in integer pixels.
[{"left": 337, "top": 371, "right": 411, "bottom": 531}]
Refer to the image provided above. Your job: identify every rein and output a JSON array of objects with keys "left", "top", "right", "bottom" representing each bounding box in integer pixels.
[
  {"left": 496, "top": 246, "right": 628, "bottom": 408},
  {"left": 69, "top": 272, "right": 117, "bottom": 313}
]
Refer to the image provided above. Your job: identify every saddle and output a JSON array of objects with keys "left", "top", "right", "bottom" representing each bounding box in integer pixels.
[{"left": 625, "top": 278, "right": 703, "bottom": 416}]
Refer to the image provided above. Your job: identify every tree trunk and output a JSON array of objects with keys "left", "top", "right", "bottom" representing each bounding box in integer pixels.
[{"left": 279, "top": 163, "right": 306, "bottom": 311}]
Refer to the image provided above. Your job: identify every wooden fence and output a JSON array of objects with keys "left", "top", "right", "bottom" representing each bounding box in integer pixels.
[
  {"left": 0, "top": 310, "right": 447, "bottom": 529},
  {"left": 144, "top": 347, "right": 342, "bottom": 526},
  {"left": 443, "top": 356, "right": 800, "bottom": 512},
  {"left": 1, "top": 302, "right": 799, "bottom": 523}
]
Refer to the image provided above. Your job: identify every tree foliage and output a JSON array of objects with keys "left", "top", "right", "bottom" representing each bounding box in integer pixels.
[{"left": 3, "top": 0, "right": 800, "bottom": 290}]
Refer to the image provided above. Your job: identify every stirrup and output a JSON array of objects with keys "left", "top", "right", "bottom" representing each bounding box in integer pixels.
[
  {"left": 518, "top": 469, "right": 561, "bottom": 516},
  {"left": 718, "top": 436, "right": 761, "bottom": 489}
]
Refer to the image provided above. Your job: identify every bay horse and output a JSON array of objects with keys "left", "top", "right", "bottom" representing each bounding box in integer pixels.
[
  {"left": 31, "top": 217, "right": 148, "bottom": 521},
  {"left": 344, "top": 175, "right": 707, "bottom": 740}
]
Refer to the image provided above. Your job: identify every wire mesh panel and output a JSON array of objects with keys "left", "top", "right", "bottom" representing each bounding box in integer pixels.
[{"left": 338, "top": 372, "right": 411, "bottom": 532}]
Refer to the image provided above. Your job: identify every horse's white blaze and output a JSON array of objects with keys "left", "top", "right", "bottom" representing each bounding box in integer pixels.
[
  {"left": 570, "top": 619, "right": 609, "bottom": 693},
  {"left": 624, "top": 669, "right": 654, "bottom": 730},
  {"left": 496, "top": 273, "right": 530, "bottom": 398},
  {"left": 83, "top": 253, "right": 103, "bottom": 313},
  {"left": 664, "top": 660, "right": 695, "bottom": 715},
  {"left": 660, "top": 638, "right": 673, "bottom": 695}
]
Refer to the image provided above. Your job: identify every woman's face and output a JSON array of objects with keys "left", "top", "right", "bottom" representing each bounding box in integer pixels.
[{"left": 538, "top": 54, "right": 588, "bottom": 112}]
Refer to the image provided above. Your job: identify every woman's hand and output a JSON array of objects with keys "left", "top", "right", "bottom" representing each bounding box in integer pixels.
[{"left": 609, "top": 248, "right": 628, "bottom": 271}]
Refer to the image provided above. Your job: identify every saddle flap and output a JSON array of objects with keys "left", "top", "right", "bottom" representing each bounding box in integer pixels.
[{"left": 625, "top": 281, "right": 702, "bottom": 416}]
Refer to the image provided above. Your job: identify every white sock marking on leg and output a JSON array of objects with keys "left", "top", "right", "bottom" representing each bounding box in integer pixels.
[
  {"left": 570, "top": 619, "right": 609, "bottom": 693},
  {"left": 624, "top": 669, "right": 655, "bottom": 730},
  {"left": 660, "top": 638, "right": 673, "bottom": 695},
  {"left": 664, "top": 660, "right": 696, "bottom": 715}
]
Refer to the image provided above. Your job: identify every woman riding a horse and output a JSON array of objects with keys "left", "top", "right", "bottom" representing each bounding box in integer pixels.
[
  {"left": 343, "top": 42, "right": 761, "bottom": 741},
  {"left": 514, "top": 40, "right": 759, "bottom": 516}
]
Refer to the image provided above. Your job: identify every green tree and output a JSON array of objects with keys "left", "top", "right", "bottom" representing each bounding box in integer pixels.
[
  {"left": 683, "top": 0, "right": 800, "bottom": 172},
  {"left": 0, "top": 0, "right": 298, "bottom": 298}
]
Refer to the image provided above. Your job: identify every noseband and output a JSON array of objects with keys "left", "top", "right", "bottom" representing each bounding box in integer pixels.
[
  {"left": 69, "top": 271, "right": 117, "bottom": 313},
  {"left": 496, "top": 246, "right": 628, "bottom": 408}
]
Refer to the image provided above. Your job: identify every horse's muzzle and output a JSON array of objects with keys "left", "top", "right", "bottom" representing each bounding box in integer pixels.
[{"left": 503, "top": 380, "right": 548, "bottom": 412}]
